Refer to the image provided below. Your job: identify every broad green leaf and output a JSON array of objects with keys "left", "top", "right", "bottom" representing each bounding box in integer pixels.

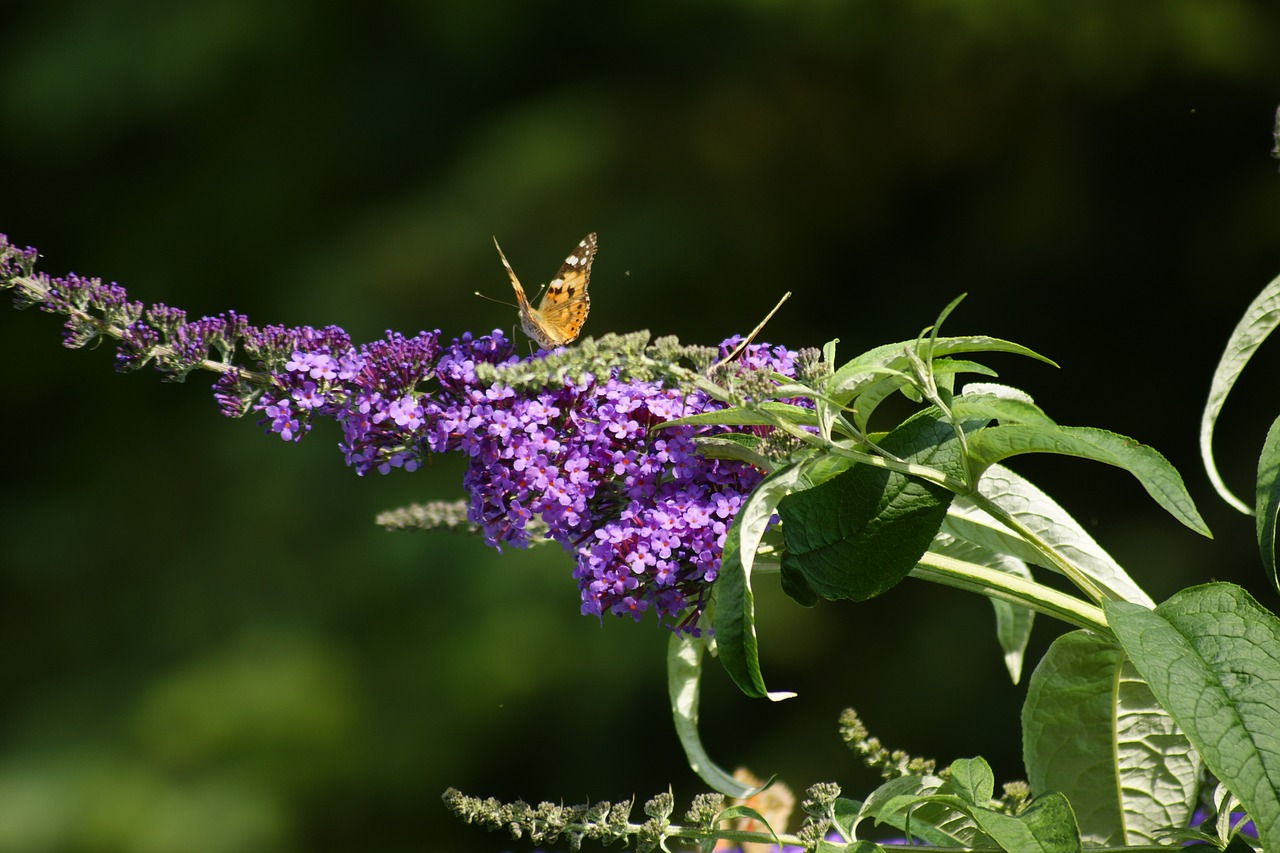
[
  {"left": 714, "top": 463, "right": 808, "bottom": 699},
  {"left": 1200, "top": 271, "right": 1280, "bottom": 514},
  {"left": 1256, "top": 412, "right": 1280, "bottom": 590},
  {"left": 1106, "top": 584, "right": 1280, "bottom": 852},
  {"left": 1022, "top": 631, "right": 1199, "bottom": 846},
  {"left": 966, "top": 424, "right": 1210, "bottom": 537},
  {"left": 942, "top": 465, "right": 1153, "bottom": 606},
  {"left": 778, "top": 410, "right": 965, "bottom": 603},
  {"left": 947, "top": 756, "right": 995, "bottom": 804},
  {"left": 969, "top": 792, "right": 1082, "bottom": 853},
  {"left": 930, "top": 531, "right": 1034, "bottom": 683},
  {"left": 667, "top": 635, "right": 759, "bottom": 797},
  {"left": 827, "top": 335, "right": 1056, "bottom": 407}
]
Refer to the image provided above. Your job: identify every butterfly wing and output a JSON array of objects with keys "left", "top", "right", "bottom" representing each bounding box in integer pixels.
[
  {"left": 493, "top": 236, "right": 545, "bottom": 343},
  {"left": 532, "top": 233, "right": 596, "bottom": 347}
]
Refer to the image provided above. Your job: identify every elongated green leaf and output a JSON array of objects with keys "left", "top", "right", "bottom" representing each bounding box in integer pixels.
[
  {"left": 714, "top": 463, "right": 807, "bottom": 699},
  {"left": 661, "top": 401, "right": 819, "bottom": 430},
  {"left": 692, "top": 435, "right": 774, "bottom": 472},
  {"left": 778, "top": 411, "right": 964, "bottom": 603},
  {"left": 1106, "top": 585, "right": 1280, "bottom": 852},
  {"left": 827, "top": 335, "right": 1057, "bottom": 407},
  {"left": 929, "top": 531, "right": 1034, "bottom": 683},
  {"left": 960, "top": 381, "right": 1035, "bottom": 404},
  {"left": 850, "top": 360, "right": 1002, "bottom": 433},
  {"left": 1201, "top": 271, "right": 1280, "bottom": 514},
  {"left": 816, "top": 337, "right": 841, "bottom": 442},
  {"left": 950, "top": 393, "right": 1055, "bottom": 428},
  {"left": 667, "top": 635, "right": 759, "bottom": 797},
  {"left": 850, "top": 373, "right": 914, "bottom": 433},
  {"left": 943, "top": 465, "right": 1153, "bottom": 606},
  {"left": 1256, "top": 412, "right": 1280, "bottom": 590},
  {"left": 1022, "top": 631, "right": 1199, "bottom": 846},
  {"left": 966, "top": 424, "right": 1210, "bottom": 537}
]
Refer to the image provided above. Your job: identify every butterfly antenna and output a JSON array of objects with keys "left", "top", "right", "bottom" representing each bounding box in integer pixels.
[
  {"left": 474, "top": 291, "right": 518, "bottom": 309},
  {"left": 710, "top": 291, "right": 792, "bottom": 371}
]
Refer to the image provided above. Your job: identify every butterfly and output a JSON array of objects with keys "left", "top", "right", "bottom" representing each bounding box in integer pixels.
[{"left": 492, "top": 233, "right": 596, "bottom": 349}]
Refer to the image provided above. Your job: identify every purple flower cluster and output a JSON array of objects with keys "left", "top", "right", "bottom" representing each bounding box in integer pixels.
[
  {"left": 2, "top": 234, "right": 801, "bottom": 632},
  {"left": 422, "top": 351, "right": 779, "bottom": 630},
  {"left": 260, "top": 327, "right": 798, "bottom": 630},
  {"left": 257, "top": 328, "right": 445, "bottom": 473}
]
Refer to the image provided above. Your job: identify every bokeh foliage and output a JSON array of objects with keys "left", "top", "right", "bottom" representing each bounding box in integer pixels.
[{"left": 3, "top": 1, "right": 1280, "bottom": 849}]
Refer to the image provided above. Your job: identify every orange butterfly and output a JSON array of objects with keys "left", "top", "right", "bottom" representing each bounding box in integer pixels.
[{"left": 493, "top": 233, "right": 596, "bottom": 349}]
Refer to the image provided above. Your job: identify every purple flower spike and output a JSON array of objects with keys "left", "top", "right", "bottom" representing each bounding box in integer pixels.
[{"left": 1, "top": 235, "right": 806, "bottom": 632}]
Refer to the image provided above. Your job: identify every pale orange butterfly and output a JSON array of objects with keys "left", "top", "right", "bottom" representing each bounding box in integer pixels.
[{"left": 492, "top": 233, "right": 596, "bottom": 349}]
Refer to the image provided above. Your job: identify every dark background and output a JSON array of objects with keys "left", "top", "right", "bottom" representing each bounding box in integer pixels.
[{"left": 2, "top": 2, "right": 1279, "bottom": 850}]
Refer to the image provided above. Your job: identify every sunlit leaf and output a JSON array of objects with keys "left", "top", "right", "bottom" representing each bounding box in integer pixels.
[
  {"left": 1022, "top": 631, "right": 1199, "bottom": 846},
  {"left": 942, "top": 465, "right": 1153, "bottom": 606},
  {"left": 714, "top": 463, "right": 808, "bottom": 699},
  {"left": 1255, "top": 413, "right": 1280, "bottom": 590},
  {"left": 1200, "top": 271, "right": 1280, "bottom": 514},
  {"left": 667, "top": 635, "right": 760, "bottom": 797},
  {"left": 1106, "top": 585, "right": 1280, "bottom": 852},
  {"left": 966, "top": 425, "right": 1210, "bottom": 537}
]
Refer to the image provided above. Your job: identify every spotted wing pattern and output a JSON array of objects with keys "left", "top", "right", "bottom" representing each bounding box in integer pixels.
[{"left": 494, "top": 233, "right": 596, "bottom": 348}]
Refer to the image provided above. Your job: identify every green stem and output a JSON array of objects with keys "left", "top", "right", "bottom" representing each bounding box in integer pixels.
[
  {"left": 962, "top": 489, "right": 1108, "bottom": 605},
  {"left": 911, "top": 551, "right": 1109, "bottom": 634}
]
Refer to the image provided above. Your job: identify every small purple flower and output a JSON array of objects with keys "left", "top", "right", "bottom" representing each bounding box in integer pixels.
[{"left": 264, "top": 397, "right": 304, "bottom": 442}]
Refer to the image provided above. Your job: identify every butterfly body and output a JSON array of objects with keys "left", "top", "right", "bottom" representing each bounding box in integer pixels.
[{"left": 493, "top": 233, "right": 596, "bottom": 349}]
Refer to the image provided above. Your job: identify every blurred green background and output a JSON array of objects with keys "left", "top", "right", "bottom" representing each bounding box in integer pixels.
[{"left": 3, "top": 1, "right": 1280, "bottom": 850}]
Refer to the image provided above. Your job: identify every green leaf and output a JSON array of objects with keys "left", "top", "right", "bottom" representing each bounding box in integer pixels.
[
  {"left": 1106, "top": 584, "right": 1280, "bottom": 852},
  {"left": 1255, "top": 412, "right": 1280, "bottom": 591},
  {"left": 929, "top": 531, "right": 1034, "bottom": 683},
  {"left": 850, "top": 372, "right": 915, "bottom": 433},
  {"left": 1022, "top": 631, "right": 1199, "bottom": 846},
  {"left": 827, "top": 335, "right": 1057, "bottom": 408},
  {"left": 849, "top": 359, "right": 1001, "bottom": 433},
  {"left": 692, "top": 435, "right": 774, "bottom": 472},
  {"left": 667, "top": 634, "right": 761, "bottom": 797},
  {"left": 815, "top": 338, "right": 841, "bottom": 442},
  {"left": 942, "top": 465, "right": 1153, "bottom": 606},
  {"left": 852, "top": 776, "right": 989, "bottom": 848},
  {"left": 1200, "top": 271, "right": 1280, "bottom": 515},
  {"left": 968, "top": 792, "right": 1082, "bottom": 853},
  {"left": 950, "top": 392, "right": 1055, "bottom": 428},
  {"left": 661, "top": 401, "right": 820, "bottom": 430},
  {"left": 966, "top": 424, "right": 1211, "bottom": 537},
  {"left": 714, "top": 463, "right": 808, "bottom": 699},
  {"left": 778, "top": 410, "right": 962, "bottom": 603},
  {"left": 947, "top": 756, "right": 995, "bottom": 804}
]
